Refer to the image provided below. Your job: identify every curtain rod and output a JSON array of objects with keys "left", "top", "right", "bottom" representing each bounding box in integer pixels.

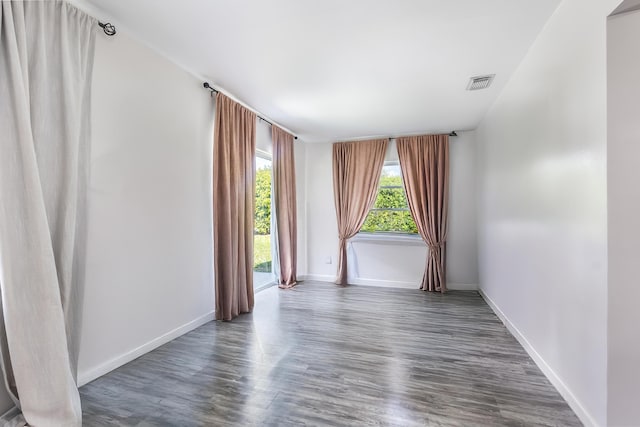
[
  {"left": 340, "top": 130, "right": 458, "bottom": 143},
  {"left": 388, "top": 131, "right": 457, "bottom": 138},
  {"left": 203, "top": 82, "right": 298, "bottom": 140}
]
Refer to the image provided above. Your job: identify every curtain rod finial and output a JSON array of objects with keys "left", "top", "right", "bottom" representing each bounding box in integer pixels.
[
  {"left": 449, "top": 131, "right": 457, "bottom": 137},
  {"left": 203, "top": 82, "right": 217, "bottom": 93},
  {"left": 98, "top": 22, "right": 116, "bottom": 36}
]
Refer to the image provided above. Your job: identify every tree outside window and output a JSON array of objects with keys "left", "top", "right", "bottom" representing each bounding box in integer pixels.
[{"left": 360, "top": 163, "right": 418, "bottom": 234}]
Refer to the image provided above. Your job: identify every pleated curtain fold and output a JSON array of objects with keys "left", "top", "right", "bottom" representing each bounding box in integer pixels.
[
  {"left": 213, "top": 92, "right": 257, "bottom": 321},
  {"left": 272, "top": 126, "right": 298, "bottom": 288},
  {"left": 396, "top": 135, "right": 450, "bottom": 292},
  {"left": 332, "top": 139, "right": 388, "bottom": 285},
  {"left": 0, "top": 1, "right": 96, "bottom": 425}
]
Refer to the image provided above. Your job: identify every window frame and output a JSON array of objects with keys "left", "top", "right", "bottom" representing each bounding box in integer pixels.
[{"left": 358, "top": 161, "right": 420, "bottom": 239}]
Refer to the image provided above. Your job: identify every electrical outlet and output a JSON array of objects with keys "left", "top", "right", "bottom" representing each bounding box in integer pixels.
[{"left": 325, "top": 256, "right": 332, "bottom": 264}]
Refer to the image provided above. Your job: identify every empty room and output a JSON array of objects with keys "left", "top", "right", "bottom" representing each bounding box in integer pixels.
[{"left": 1, "top": 0, "right": 639, "bottom": 426}]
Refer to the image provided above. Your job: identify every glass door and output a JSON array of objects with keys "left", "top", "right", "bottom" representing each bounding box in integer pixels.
[{"left": 254, "top": 155, "right": 274, "bottom": 289}]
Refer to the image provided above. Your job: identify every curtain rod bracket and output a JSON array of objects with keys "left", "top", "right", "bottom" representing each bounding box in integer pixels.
[
  {"left": 449, "top": 131, "right": 457, "bottom": 137},
  {"left": 98, "top": 22, "right": 116, "bottom": 36}
]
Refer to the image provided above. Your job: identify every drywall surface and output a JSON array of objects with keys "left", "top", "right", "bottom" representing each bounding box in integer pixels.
[
  {"left": 304, "top": 132, "right": 478, "bottom": 288},
  {"left": 78, "top": 31, "right": 215, "bottom": 382},
  {"left": 295, "top": 142, "right": 307, "bottom": 278},
  {"left": 475, "top": 0, "right": 618, "bottom": 424},
  {"left": 304, "top": 142, "right": 339, "bottom": 281},
  {"left": 607, "top": 8, "right": 640, "bottom": 426}
]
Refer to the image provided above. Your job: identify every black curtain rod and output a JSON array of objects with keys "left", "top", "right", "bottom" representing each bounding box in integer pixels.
[
  {"left": 203, "top": 82, "right": 298, "bottom": 140},
  {"left": 357, "top": 131, "right": 458, "bottom": 141},
  {"left": 98, "top": 22, "right": 116, "bottom": 36},
  {"left": 389, "top": 131, "right": 458, "bottom": 138}
]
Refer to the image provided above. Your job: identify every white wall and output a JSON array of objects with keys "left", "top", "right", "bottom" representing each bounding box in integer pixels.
[
  {"left": 303, "top": 131, "right": 478, "bottom": 289},
  {"left": 475, "top": 0, "right": 618, "bottom": 425},
  {"left": 77, "top": 31, "right": 215, "bottom": 384},
  {"left": 446, "top": 132, "right": 479, "bottom": 286},
  {"left": 303, "top": 142, "right": 337, "bottom": 280},
  {"left": 295, "top": 142, "right": 308, "bottom": 277},
  {"left": 607, "top": 8, "right": 640, "bottom": 426}
]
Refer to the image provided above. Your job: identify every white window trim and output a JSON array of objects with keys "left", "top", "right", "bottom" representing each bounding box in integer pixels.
[{"left": 354, "top": 231, "right": 424, "bottom": 246}]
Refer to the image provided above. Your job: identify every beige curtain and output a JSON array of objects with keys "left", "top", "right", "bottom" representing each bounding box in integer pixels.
[
  {"left": 0, "top": 1, "right": 96, "bottom": 425},
  {"left": 213, "top": 93, "right": 256, "bottom": 321},
  {"left": 396, "top": 135, "right": 449, "bottom": 292},
  {"left": 272, "top": 126, "right": 298, "bottom": 288},
  {"left": 332, "top": 139, "right": 388, "bottom": 285}
]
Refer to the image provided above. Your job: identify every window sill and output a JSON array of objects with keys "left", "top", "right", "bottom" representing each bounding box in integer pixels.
[{"left": 352, "top": 232, "right": 425, "bottom": 246}]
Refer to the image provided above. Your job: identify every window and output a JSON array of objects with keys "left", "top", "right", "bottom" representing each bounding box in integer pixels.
[{"left": 360, "top": 162, "right": 418, "bottom": 234}]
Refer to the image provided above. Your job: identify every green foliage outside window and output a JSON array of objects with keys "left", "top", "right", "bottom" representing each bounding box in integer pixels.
[
  {"left": 254, "top": 164, "right": 272, "bottom": 271},
  {"left": 360, "top": 171, "right": 418, "bottom": 234},
  {"left": 255, "top": 166, "right": 271, "bottom": 235},
  {"left": 254, "top": 162, "right": 417, "bottom": 236}
]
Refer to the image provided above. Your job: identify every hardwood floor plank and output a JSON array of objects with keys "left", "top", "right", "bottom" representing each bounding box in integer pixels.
[{"left": 81, "top": 281, "right": 580, "bottom": 426}]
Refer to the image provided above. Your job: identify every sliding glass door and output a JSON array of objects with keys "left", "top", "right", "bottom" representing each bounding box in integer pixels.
[{"left": 254, "top": 154, "right": 274, "bottom": 289}]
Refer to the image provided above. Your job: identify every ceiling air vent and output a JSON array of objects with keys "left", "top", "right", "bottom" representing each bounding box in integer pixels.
[{"left": 466, "top": 74, "right": 495, "bottom": 91}]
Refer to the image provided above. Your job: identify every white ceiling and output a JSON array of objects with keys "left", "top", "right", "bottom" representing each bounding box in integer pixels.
[{"left": 72, "top": 0, "right": 561, "bottom": 142}]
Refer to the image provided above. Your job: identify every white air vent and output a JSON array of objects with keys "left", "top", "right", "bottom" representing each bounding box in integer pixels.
[{"left": 466, "top": 74, "right": 495, "bottom": 91}]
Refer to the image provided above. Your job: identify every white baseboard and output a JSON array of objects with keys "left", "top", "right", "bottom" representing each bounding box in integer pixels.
[
  {"left": 447, "top": 282, "right": 478, "bottom": 291},
  {"left": 300, "top": 274, "right": 477, "bottom": 291},
  {"left": 78, "top": 310, "right": 215, "bottom": 387},
  {"left": 0, "top": 407, "right": 21, "bottom": 425},
  {"left": 299, "top": 274, "right": 335, "bottom": 283},
  {"left": 351, "top": 277, "right": 418, "bottom": 289},
  {"left": 478, "top": 289, "right": 597, "bottom": 427}
]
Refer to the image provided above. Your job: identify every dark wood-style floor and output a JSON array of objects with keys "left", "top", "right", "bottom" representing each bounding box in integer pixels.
[{"left": 81, "top": 281, "right": 580, "bottom": 426}]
